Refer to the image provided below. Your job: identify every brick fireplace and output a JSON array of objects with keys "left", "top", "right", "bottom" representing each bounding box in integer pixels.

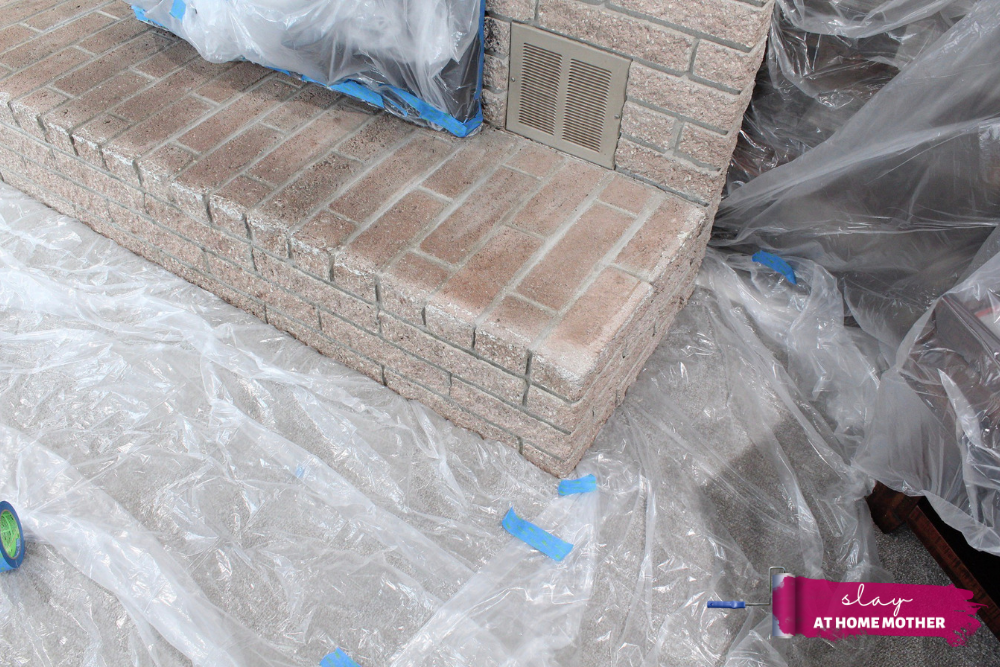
[{"left": 0, "top": 0, "right": 771, "bottom": 475}]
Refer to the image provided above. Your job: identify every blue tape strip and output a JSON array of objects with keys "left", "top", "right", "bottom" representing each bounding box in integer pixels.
[
  {"left": 707, "top": 600, "right": 746, "bottom": 609},
  {"left": 752, "top": 251, "right": 797, "bottom": 285},
  {"left": 0, "top": 501, "right": 25, "bottom": 573},
  {"left": 501, "top": 508, "right": 573, "bottom": 561},
  {"left": 320, "top": 649, "right": 361, "bottom": 667},
  {"left": 558, "top": 474, "right": 597, "bottom": 495},
  {"left": 169, "top": 0, "right": 186, "bottom": 20}
]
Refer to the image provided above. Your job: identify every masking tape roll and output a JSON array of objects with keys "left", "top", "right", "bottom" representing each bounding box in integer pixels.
[{"left": 0, "top": 501, "right": 25, "bottom": 572}]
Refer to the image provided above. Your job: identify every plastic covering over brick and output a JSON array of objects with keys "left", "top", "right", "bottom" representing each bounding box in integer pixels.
[
  {"left": 129, "top": 0, "right": 484, "bottom": 136},
  {"left": 0, "top": 183, "right": 888, "bottom": 665}
]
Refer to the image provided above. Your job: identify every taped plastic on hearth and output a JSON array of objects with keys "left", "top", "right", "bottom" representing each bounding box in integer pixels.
[
  {"left": 0, "top": 178, "right": 886, "bottom": 666},
  {"left": 130, "top": 0, "right": 484, "bottom": 137}
]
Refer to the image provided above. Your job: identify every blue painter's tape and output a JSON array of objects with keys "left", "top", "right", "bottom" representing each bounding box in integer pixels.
[
  {"left": 558, "top": 474, "right": 597, "bottom": 495},
  {"left": 501, "top": 508, "right": 573, "bottom": 561},
  {"left": 0, "top": 501, "right": 25, "bottom": 573},
  {"left": 169, "top": 0, "right": 186, "bottom": 20},
  {"left": 752, "top": 251, "right": 797, "bottom": 285},
  {"left": 707, "top": 600, "right": 746, "bottom": 609},
  {"left": 320, "top": 648, "right": 361, "bottom": 667}
]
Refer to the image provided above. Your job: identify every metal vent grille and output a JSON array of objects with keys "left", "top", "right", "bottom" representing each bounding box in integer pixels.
[{"left": 506, "top": 26, "right": 629, "bottom": 169}]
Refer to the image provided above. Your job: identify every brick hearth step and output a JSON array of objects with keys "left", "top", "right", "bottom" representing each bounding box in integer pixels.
[{"left": 0, "top": 1, "right": 711, "bottom": 475}]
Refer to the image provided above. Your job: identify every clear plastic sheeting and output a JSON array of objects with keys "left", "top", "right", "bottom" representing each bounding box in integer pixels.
[
  {"left": 717, "top": 0, "right": 1000, "bottom": 352},
  {"left": 130, "top": 0, "right": 483, "bottom": 135},
  {"left": 727, "top": 0, "right": 975, "bottom": 191},
  {"left": 0, "top": 182, "right": 888, "bottom": 666},
  {"left": 857, "top": 249, "right": 1000, "bottom": 556}
]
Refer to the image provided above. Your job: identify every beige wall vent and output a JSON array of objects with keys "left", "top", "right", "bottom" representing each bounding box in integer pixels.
[{"left": 506, "top": 25, "right": 630, "bottom": 169}]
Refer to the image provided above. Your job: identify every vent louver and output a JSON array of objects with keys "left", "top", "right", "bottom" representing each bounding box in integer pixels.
[{"left": 506, "top": 26, "right": 629, "bottom": 169}]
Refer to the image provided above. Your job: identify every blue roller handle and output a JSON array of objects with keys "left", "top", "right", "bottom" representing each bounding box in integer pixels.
[{"left": 708, "top": 601, "right": 746, "bottom": 609}]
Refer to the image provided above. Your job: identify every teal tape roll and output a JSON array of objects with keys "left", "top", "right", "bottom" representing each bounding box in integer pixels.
[{"left": 0, "top": 501, "right": 25, "bottom": 572}]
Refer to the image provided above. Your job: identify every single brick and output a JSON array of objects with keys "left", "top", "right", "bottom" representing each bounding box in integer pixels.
[
  {"left": 208, "top": 175, "right": 272, "bottom": 237},
  {"left": 337, "top": 113, "right": 415, "bottom": 162},
  {"left": 136, "top": 143, "right": 198, "bottom": 201},
  {"left": 518, "top": 202, "right": 633, "bottom": 310},
  {"left": 483, "top": 53, "right": 509, "bottom": 91},
  {"left": 11, "top": 88, "right": 68, "bottom": 138},
  {"left": 195, "top": 60, "right": 270, "bottom": 104},
  {"left": 335, "top": 190, "right": 447, "bottom": 300},
  {"left": 423, "top": 127, "right": 516, "bottom": 199},
  {"left": 486, "top": 0, "right": 535, "bottom": 21},
  {"left": 331, "top": 134, "right": 453, "bottom": 223},
  {"left": 133, "top": 39, "right": 202, "bottom": 78},
  {"left": 379, "top": 252, "right": 451, "bottom": 324},
  {"left": 421, "top": 166, "right": 534, "bottom": 264},
  {"left": 539, "top": 0, "right": 693, "bottom": 71},
  {"left": 694, "top": 38, "right": 767, "bottom": 91},
  {"left": 481, "top": 88, "right": 507, "bottom": 128},
  {"left": 615, "top": 138, "right": 724, "bottom": 204},
  {"left": 676, "top": 122, "right": 738, "bottom": 170},
  {"left": 504, "top": 141, "right": 563, "bottom": 178},
  {"left": 475, "top": 295, "right": 552, "bottom": 374},
  {"left": 611, "top": 0, "right": 772, "bottom": 50},
  {"left": 290, "top": 210, "right": 355, "bottom": 279},
  {"left": 510, "top": 160, "right": 605, "bottom": 236},
  {"left": 621, "top": 101, "right": 675, "bottom": 151},
  {"left": 426, "top": 226, "right": 542, "bottom": 348},
  {"left": 484, "top": 16, "right": 511, "bottom": 56},
  {"left": 599, "top": 174, "right": 657, "bottom": 214},
  {"left": 251, "top": 103, "right": 369, "bottom": 185}
]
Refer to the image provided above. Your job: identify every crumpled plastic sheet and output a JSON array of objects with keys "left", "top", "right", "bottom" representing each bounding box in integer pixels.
[
  {"left": 130, "top": 0, "right": 483, "bottom": 135},
  {"left": 0, "top": 181, "right": 887, "bottom": 666},
  {"left": 856, "top": 248, "right": 1000, "bottom": 556},
  {"left": 717, "top": 0, "right": 1000, "bottom": 352},
  {"left": 727, "top": 0, "right": 975, "bottom": 191},
  {"left": 717, "top": 0, "right": 1000, "bottom": 560}
]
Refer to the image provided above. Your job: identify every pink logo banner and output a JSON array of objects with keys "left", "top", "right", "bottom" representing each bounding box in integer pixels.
[{"left": 771, "top": 574, "right": 982, "bottom": 645}]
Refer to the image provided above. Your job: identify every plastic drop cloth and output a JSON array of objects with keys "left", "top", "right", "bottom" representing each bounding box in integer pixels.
[
  {"left": 129, "top": 0, "right": 483, "bottom": 136},
  {"left": 717, "top": 0, "right": 1000, "bottom": 558},
  {"left": 0, "top": 180, "right": 892, "bottom": 666}
]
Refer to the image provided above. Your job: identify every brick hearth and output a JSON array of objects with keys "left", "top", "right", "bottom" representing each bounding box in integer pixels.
[{"left": 0, "top": 1, "right": 716, "bottom": 475}]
